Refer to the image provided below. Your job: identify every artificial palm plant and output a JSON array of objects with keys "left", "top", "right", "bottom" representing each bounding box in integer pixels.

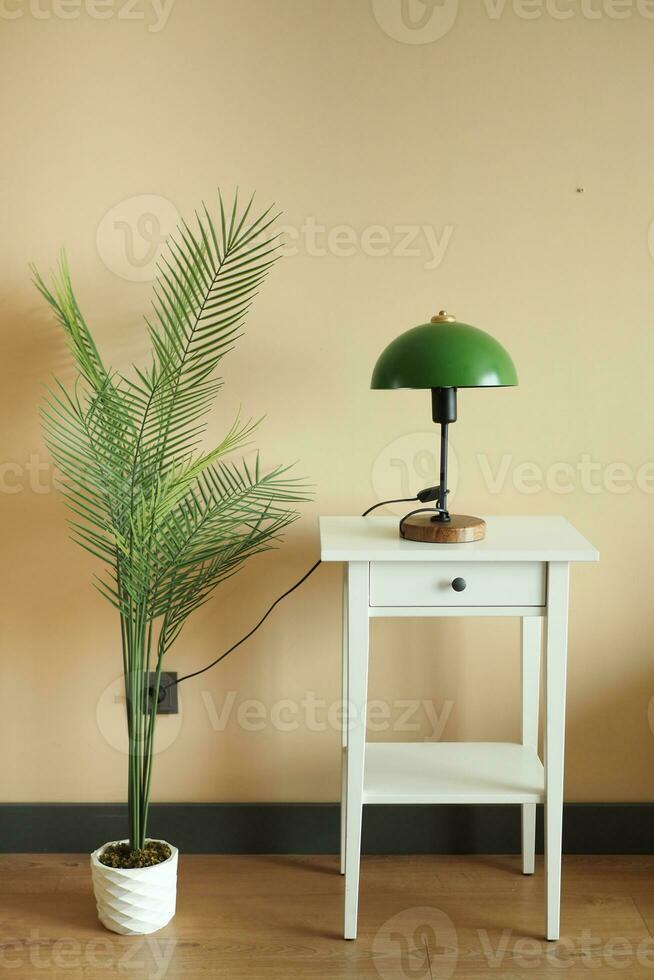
[{"left": 35, "top": 193, "right": 308, "bottom": 854}]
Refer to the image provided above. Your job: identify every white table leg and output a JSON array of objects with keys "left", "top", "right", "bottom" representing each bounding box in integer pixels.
[
  {"left": 521, "top": 616, "right": 541, "bottom": 875},
  {"left": 340, "top": 565, "right": 349, "bottom": 876},
  {"left": 344, "top": 561, "right": 369, "bottom": 940},
  {"left": 544, "top": 562, "right": 570, "bottom": 941}
]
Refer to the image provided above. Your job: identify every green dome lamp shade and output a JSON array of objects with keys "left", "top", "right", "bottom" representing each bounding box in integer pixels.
[{"left": 371, "top": 311, "right": 518, "bottom": 543}]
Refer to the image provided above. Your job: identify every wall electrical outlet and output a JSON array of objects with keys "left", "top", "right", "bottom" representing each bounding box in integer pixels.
[{"left": 143, "top": 671, "right": 178, "bottom": 714}]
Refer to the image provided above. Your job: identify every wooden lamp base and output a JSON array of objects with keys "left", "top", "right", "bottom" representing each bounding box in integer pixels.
[{"left": 400, "top": 513, "right": 486, "bottom": 543}]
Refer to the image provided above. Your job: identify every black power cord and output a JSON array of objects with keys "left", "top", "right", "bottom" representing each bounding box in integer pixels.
[{"left": 163, "top": 487, "right": 444, "bottom": 693}]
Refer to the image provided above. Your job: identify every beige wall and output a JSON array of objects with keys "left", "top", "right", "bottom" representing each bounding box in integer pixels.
[{"left": 2, "top": 0, "right": 653, "bottom": 805}]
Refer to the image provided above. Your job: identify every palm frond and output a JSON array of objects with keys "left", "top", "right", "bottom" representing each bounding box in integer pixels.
[{"left": 36, "top": 191, "right": 311, "bottom": 851}]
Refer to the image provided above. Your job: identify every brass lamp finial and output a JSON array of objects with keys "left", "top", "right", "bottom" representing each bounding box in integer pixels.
[{"left": 431, "top": 310, "right": 456, "bottom": 323}]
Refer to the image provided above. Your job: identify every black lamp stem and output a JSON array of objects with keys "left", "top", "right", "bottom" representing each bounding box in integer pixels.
[
  {"left": 437, "top": 422, "right": 450, "bottom": 522},
  {"left": 431, "top": 386, "right": 458, "bottom": 524}
]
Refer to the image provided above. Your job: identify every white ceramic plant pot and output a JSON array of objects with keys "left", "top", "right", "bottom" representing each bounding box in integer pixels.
[{"left": 90, "top": 839, "right": 178, "bottom": 935}]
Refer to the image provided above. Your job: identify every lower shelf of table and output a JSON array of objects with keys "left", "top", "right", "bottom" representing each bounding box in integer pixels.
[{"left": 360, "top": 741, "right": 544, "bottom": 805}]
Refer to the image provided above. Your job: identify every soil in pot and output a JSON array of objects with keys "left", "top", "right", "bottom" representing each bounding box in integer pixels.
[{"left": 98, "top": 840, "right": 171, "bottom": 869}]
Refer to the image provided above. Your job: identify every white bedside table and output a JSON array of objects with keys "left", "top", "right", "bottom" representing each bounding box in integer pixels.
[{"left": 319, "top": 515, "right": 598, "bottom": 941}]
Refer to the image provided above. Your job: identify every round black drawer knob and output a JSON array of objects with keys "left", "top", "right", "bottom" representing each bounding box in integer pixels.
[{"left": 451, "top": 577, "right": 467, "bottom": 592}]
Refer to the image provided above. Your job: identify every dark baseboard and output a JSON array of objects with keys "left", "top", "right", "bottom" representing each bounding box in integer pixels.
[{"left": 1, "top": 803, "right": 652, "bottom": 854}]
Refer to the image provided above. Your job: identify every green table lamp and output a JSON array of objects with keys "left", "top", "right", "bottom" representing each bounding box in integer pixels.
[{"left": 371, "top": 311, "right": 518, "bottom": 543}]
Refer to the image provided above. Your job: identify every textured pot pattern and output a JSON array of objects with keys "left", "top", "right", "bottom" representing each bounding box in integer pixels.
[{"left": 90, "top": 839, "right": 178, "bottom": 935}]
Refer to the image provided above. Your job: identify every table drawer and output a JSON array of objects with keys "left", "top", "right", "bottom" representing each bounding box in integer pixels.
[{"left": 369, "top": 561, "right": 546, "bottom": 607}]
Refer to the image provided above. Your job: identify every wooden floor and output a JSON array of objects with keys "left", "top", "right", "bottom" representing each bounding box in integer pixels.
[{"left": 2, "top": 854, "right": 654, "bottom": 978}]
